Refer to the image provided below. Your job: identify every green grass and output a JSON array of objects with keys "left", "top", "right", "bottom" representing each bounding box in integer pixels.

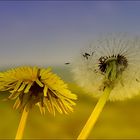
[{"left": 0, "top": 66, "right": 140, "bottom": 139}]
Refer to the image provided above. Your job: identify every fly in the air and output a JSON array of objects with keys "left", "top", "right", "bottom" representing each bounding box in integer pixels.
[
  {"left": 65, "top": 62, "right": 70, "bottom": 65},
  {"left": 83, "top": 53, "right": 90, "bottom": 59}
]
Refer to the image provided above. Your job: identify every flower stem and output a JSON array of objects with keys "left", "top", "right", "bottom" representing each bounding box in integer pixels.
[
  {"left": 77, "top": 86, "right": 112, "bottom": 140},
  {"left": 15, "top": 106, "right": 29, "bottom": 140}
]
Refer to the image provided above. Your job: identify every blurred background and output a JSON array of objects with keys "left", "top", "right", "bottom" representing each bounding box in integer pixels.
[{"left": 1, "top": 1, "right": 140, "bottom": 139}]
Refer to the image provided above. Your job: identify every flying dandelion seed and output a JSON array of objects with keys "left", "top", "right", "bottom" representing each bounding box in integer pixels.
[
  {"left": 0, "top": 66, "right": 77, "bottom": 139},
  {"left": 72, "top": 34, "right": 140, "bottom": 139}
]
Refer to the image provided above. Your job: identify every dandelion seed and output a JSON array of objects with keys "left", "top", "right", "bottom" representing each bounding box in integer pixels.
[
  {"left": 0, "top": 66, "right": 77, "bottom": 139},
  {"left": 72, "top": 34, "right": 140, "bottom": 139}
]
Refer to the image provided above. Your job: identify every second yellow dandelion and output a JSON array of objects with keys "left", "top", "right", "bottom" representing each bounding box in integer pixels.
[{"left": 0, "top": 66, "right": 77, "bottom": 139}]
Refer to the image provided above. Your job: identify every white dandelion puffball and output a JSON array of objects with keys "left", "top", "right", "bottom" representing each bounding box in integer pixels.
[{"left": 72, "top": 35, "right": 140, "bottom": 101}]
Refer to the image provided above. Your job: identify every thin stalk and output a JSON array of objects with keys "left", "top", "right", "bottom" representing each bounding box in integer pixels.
[
  {"left": 15, "top": 106, "right": 29, "bottom": 140},
  {"left": 77, "top": 86, "right": 112, "bottom": 140}
]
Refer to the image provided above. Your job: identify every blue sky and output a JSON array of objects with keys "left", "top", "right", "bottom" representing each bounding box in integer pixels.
[{"left": 1, "top": 1, "right": 140, "bottom": 67}]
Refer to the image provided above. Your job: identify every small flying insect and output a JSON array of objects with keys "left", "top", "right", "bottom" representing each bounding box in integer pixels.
[
  {"left": 83, "top": 53, "right": 90, "bottom": 59},
  {"left": 65, "top": 62, "right": 70, "bottom": 65}
]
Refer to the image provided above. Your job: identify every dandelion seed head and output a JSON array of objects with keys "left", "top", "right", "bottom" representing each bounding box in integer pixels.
[
  {"left": 72, "top": 34, "right": 140, "bottom": 101},
  {"left": 0, "top": 66, "right": 77, "bottom": 115}
]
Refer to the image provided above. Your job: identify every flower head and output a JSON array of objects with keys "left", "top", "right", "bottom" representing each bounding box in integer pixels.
[
  {"left": 0, "top": 66, "right": 77, "bottom": 115},
  {"left": 72, "top": 35, "right": 140, "bottom": 101}
]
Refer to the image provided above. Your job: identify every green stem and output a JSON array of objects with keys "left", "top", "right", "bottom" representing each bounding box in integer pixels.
[{"left": 77, "top": 86, "right": 112, "bottom": 140}]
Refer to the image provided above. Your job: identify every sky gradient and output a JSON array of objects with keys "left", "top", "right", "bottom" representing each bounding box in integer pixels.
[{"left": 1, "top": 1, "right": 140, "bottom": 67}]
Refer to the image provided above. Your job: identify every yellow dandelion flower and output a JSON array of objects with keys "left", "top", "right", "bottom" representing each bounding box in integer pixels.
[
  {"left": 0, "top": 66, "right": 77, "bottom": 139},
  {"left": 72, "top": 34, "right": 140, "bottom": 139}
]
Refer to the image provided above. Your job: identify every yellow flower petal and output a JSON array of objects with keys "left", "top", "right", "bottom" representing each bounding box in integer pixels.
[
  {"left": 36, "top": 78, "right": 44, "bottom": 87},
  {"left": 11, "top": 80, "right": 22, "bottom": 92},
  {"left": 13, "top": 98, "right": 21, "bottom": 110},
  {"left": 18, "top": 82, "right": 26, "bottom": 92},
  {"left": 24, "top": 82, "right": 33, "bottom": 93},
  {"left": 43, "top": 85, "right": 48, "bottom": 97},
  {"left": 37, "top": 102, "right": 45, "bottom": 115}
]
